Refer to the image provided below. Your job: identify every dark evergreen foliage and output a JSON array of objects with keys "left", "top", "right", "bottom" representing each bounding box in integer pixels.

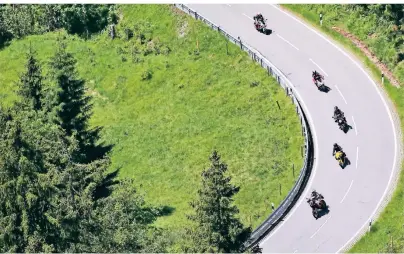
[
  {"left": 0, "top": 4, "right": 118, "bottom": 47},
  {"left": 48, "top": 39, "right": 112, "bottom": 163},
  {"left": 17, "top": 44, "right": 44, "bottom": 111},
  {"left": 184, "top": 151, "right": 251, "bottom": 253}
]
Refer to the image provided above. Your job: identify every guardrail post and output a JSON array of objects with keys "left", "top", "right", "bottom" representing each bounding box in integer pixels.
[
  {"left": 293, "top": 164, "right": 295, "bottom": 178},
  {"left": 194, "top": 11, "right": 198, "bottom": 19},
  {"left": 267, "top": 66, "right": 270, "bottom": 76},
  {"left": 382, "top": 73, "right": 384, "bottom": 84},
  {"left": 238, "top": 36, "right": 242, "bottom": 49},
  {"left": 271, "top": 202, "right": 275, "bottom": 211},
  {"left": 260, "top": 58, "right": 263, "bottom": 67},
  {"left": 320, "top": 13, "right": 323, "bottom": 26}
]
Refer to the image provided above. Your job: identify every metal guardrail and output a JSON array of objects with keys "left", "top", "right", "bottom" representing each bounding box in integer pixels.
[{"left": 174, "top": 3, "right": 315, "bottom": 250}]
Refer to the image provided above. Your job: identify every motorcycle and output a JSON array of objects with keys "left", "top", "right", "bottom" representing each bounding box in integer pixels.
[
  {"left": 333, "top": 115, "right": 348, "bottom": 131},
  {"left": 253, "top": 16, "right": 268, "bottom": 34},
  {"left": 334, "top": 150, "right": 346, "bottom": 167},
  {"left": 312, "top": 74, "right": 325, "bottom": 90},
  {"left": 306, "top": 190, "right": 327, "bottom": 219}
]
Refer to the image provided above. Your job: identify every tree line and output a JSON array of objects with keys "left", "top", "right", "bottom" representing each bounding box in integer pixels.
[
  {"left": 0, "top": 38, "right": 252, "bottom": 252},
  {"left": 0, "top": 4, "right": 118, "bottom": 47}
]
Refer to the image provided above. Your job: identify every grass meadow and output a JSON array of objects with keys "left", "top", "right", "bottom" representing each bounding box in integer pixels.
[{"left": 0, "top": 5, "right": 304, "bottom": 231}]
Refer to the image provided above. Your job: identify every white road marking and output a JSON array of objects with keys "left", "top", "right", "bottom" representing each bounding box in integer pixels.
[
  {"left": 310, "top": 216, "right": 332, "bottom": 239},
  {"left": 334, "top": 85, "right": 348, "bottom": 104},
  {"left": 356, "top": 146, "right": 359, "bottom": 169},
  {"left": 242, "top": 13, "right": 253, "bottom": 21},
  {"left": 340, "top": 180, "right": 354, "bottom": 203},
  {"left": 293, "top": 250, "right": 298, "bottom": 253},
  {"left": 226, "top": 4, "right": 231, "bottom": 7},
  {"left": 352, "top": 116, "right": 358, "bottom": 135},
  {"left": 276, "top": 34, "right": 300, "bottom": 51},
  {"left": 309, "top": 58, "right": 329, "bottom": 76},
  {"left": 267, "top": 5, "right": 399, "bottom": 252}
]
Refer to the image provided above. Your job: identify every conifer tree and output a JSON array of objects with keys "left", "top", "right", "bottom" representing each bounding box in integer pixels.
[
  {"left": 0, "top": 106, "right": 162, "bottom": 252},
  {"left": 0, "top": 108, "right": 61, "bottom": 252},
  {"left": 48, "top": 38, "right": 111, "bottom": 163},
  {"left": 185, "top": 151, "right": 251, "bottom": 253},
  {"left": 17, "top": 44, "right": 44, "bottom": 111}
]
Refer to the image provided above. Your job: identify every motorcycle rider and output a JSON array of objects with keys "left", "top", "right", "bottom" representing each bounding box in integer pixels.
[
  {"left": 311, "top": 190, "right": 318, "bottom": 199},
  {"left": 254, "top": 13, "right": 264, "bottom": 23},
  {"left": 312, "top": 70, "right": 323, "bottom": 85},
  {"left": 332, "top": 143, "right": 342, "bottom": 156},
  {"left": 333, "top": 106, "right": 345, "bottom": 122},
  {"left": 333, "top": 143, "right": 346, "bottom": 163}
]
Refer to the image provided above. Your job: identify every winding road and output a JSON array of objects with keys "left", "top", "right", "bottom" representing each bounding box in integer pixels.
[{"left": 186, "top": 4, "right": 401, "bottom": 253}]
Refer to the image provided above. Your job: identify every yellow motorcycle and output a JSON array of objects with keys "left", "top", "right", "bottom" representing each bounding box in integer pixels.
[{"left": 335, "top": 150, "right": 346, "bottom": 167}]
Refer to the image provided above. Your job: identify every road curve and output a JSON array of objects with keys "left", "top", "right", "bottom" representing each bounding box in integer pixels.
[{"left": 187, "top": 4, "right": 401, "bottom": 253}]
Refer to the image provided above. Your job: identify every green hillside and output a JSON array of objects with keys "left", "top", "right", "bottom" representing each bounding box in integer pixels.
[{"left": 0, "top": 4, "right": 304, "bottom": 233}]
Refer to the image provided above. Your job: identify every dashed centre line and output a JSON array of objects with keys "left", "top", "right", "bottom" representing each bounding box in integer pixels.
[
  {"left": 276, "top": 34, "right": 300, "bottom": 51},
  {"left": 309, "top": 58, "right": 329, "bottom": 76},
  {"left": 352, "top": 116, "right": 358, "bottom": 135},
  {"left": 310, "top": 215, "right": 332, "bottom": 239},
  {"left": 334, "top": 85, "right": 348, "bottom": 104},
  {"left": 340, "top": 180, "right": 354, "bottom": 203},
  {"left": 242, "top": 13, "right": 253, "bottom": 21}
]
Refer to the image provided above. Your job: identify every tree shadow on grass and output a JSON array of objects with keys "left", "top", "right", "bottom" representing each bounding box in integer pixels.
[
  {"left": 156, "top": 205, "right": 176, "bottom": 217},
  {"left": 94, "top": 168, "right": 121, "bottom": 200}
]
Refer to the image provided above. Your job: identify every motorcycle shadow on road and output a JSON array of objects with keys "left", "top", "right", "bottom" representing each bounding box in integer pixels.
[
  {"left": 259, "top": 28, "right": 273, "bottom": 35},
  {"left": 264, "top": 29, "right": 273, "bottom": 35},
  {"left": 341, "top": 123, "right": 353, "bottom": 134},
  {"left": 314, "top": 206, "right": 330, "bottom": 220},
  {"left": 340, "top": 157, "right": 351, "bottom": 169},
  {"left": 317, "top": 84, "right": 331, "bottom": 93}
]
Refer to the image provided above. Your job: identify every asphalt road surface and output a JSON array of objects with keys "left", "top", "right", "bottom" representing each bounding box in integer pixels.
[{"left": 186, "top": 4, "right": 400, "bottom": 253}]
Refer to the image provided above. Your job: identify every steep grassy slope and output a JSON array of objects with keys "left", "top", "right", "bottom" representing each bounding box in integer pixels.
[{"left": 0, "top": 5, "right": 304, "bottom": 231}]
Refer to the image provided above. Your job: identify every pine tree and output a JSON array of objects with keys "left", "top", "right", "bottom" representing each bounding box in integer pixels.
[
  {"left": 0, "top": 107, "right": 61, "bottom": 252},
  {"left": 87, "top": 179, "right": 169, "bottom": 252},
  {"left": 185, "top": 151, "right": 251, "bottom": 253},
  {"left": 17, "top": 44, "right": 44, "bottom": 111},
  {"left": 48, "top": 38, "right": 111, "bottom": 163}
]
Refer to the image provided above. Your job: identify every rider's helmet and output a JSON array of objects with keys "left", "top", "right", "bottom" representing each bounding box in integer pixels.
[
  {"left": 334, "top": 106, "right": 338, "bottom": 111},
  {"left": 334, "top": 143, "right": 338, "bottom": 148}
]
